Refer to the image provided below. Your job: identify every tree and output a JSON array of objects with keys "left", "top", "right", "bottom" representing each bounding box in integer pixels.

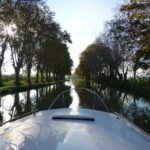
[
  {"left": 76, "top": 41, "right": 111, "bottom": 80},
  {"left": 0, "top": 0, "right": 72, "bottom": 85},
  {"left": 23, "top": 1, "right": 46, "bottom": 84},
  {"left": 34, "top": 20, "right": 72, "bottom": 82},
  {"left": 103, "top": 15, "right": 133, "bottom": 80},
  {"left": 121, "top": 0, "right": 150, "bottom": 77},
  {"left": 0, "top": 22, "right": 8, "bottom": 86},
  {"left": 5, "top": 0, "right": 37, "bottom": 85},
  {"left": 0, "top": 0, "right": 14, "bottom": 86}
]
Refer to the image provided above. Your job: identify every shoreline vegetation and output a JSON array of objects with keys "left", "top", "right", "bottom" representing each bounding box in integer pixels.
[
  {"left": 0, "top": 79, "right": 66, "bottom": 96},
  {"left": 71, "top": 77, "right": 150, "bottom": 99},
  {"left": 94, "top": 77, "right": 150, "bottom": 99}
]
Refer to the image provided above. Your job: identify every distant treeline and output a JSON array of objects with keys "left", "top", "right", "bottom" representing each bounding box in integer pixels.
[
  {"left": 0, "top": 0, "right": 73, "bottom": 86},
  {"left": 76, "top": 0, "right": 150, "bottom": 82}
]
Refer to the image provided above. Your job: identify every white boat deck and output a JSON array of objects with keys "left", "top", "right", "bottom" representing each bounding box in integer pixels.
[{"left": 0, "top": 108, "right": 150, "bottom": 150}]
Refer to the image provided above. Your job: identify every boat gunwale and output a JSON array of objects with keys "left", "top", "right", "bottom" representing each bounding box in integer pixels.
[{"left": 115, "top": 112, "right": 150, "bottom": 137}]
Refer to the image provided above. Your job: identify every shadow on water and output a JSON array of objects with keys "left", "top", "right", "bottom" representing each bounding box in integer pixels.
[{"left": 0, "top": 79, "right": 150, "bottom": 133}]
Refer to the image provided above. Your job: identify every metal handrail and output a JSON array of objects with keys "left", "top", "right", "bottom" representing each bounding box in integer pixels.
[{"left": 48, "top": 87, "right": 110, "bottom": 112}]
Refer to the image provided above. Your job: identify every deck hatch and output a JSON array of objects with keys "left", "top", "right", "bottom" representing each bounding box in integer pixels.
[{"left": 52, "top": 115, "right": 95, "bottom": 121}]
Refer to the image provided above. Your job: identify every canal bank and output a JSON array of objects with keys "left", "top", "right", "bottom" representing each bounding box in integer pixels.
[
  {"left": 94, "top": 78, "right": 150, "bottom": 100},
  {"left": 0, "top": 80, "right": 66, "bottom": 96}
]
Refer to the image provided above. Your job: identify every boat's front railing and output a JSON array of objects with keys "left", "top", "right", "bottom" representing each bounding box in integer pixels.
[{"left": 48, "top": 87, "right": 110, "bottom": 112}]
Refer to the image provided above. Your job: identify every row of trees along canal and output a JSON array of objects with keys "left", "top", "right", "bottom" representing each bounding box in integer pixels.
[
  {"left": 0, "top": 0, "right": 73, "bottom": 86},
  {"left": 76, "top": 0, "right": 150, "bottom": 84}
]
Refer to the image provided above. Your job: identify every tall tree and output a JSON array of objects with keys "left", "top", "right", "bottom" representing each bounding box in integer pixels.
[
  {"left": 121, "top": 0, "right": 150, "bottom": 77},
  {"left": 1, "top": 0, "right": 73, "bottom": 85},
  {"left": 0, "top": 0, "right": 14, "bottom": 86},
  {"left": 103, "top": 15, "right": 133, "bottom": 80},
  {"left": 6, "top": 0, "right": 35, "bottom": 85},
  {"left": 0, "top": 22, "right": 8, "bottom": 86},
  {"left": 76, "top": 41, "right": 111, "bottom": 80}
]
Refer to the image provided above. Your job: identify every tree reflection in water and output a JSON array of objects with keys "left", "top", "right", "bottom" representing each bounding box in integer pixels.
[
  {"left": 0, "top": 83, "right": 70, "bottom": 124},
  {"left": 0, "top": 80, "right": 150, "bottom": 133},
  {"left": 72, "top": 80, "right": 150, "bottom": 133}
]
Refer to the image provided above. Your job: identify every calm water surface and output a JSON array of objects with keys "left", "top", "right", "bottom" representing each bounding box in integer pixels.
[{"left": 0, "top": 80, "right": 150, "bottom": 133}]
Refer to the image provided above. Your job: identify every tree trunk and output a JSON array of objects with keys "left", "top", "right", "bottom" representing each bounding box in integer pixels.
[
  {"left": 53, "top": 73, "right": 56, "bottom": 80},
  {"left": 0, "top": 37, "right": 8, "bottom": 87},
  {"left": 133, "top": 70, "right": 136, "bottom": 80},
  {"left": 0, "top": 68, "right": 2, "bottom": 87},
  {"left": 109, "top": 66, "right": 114, "bottom": 79},
  {"left": 36, "top": 66, "right": 39, "bottom": 83},
  {"left": 55, "top": 73, "right": 57, "bottom": 80},
  {"left": 45, "top": 70, "right": 49, "bottom": 82},
  {"left": 117, "top": 69, "right": 123, "bottom": 81},
  {"left": 48, "top": 71, "right": 51, "bottom": 82},
  {"left": 133, "top": 64, "right": 138, "bottom": 80},
  {"left": 40, "top": 69, "right": 44, "bottom": 83},
  {"left": 27, "top": 66, "right": 31, "bottom": 84},
  {"left": 123, "top": 67, "right": 128, "bottom": 81},
  {"left": 15, "top": 67, "right": 20, "bottom": 85}
]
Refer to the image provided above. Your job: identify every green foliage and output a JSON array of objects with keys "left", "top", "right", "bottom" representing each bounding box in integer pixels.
[
  {"left": 76, "top": 0, "right": 150, "bottom": 81},
  {"left": 0, "top": 0, "right": 73, "bottom": 86},
  {"left": 76, "top": 41, "right": 111, "bottom": 79},
  {"left": 121, "top": 0, "right": 150, "bottom": 66}
]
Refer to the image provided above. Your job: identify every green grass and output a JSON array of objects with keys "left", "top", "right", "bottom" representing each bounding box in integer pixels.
[
  {"left": 1, "top": 74, "right": 57, "bottom": 87},
  {"left": 0, "top": 80, "right": 66, "bottom": 96}
]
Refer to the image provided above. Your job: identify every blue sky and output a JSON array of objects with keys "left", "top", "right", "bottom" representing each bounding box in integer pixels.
[{"left": 47, "top": 0, "right": 124, "bottom": 72}]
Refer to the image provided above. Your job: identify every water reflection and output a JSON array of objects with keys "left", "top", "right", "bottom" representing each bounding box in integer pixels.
[
  {"left": 72, "top": 79, "right": 150, "bottom": 133},
  {"left": 69, "top": 84, "right": 80, "bottom": 110},
  {"left": 0, "top": 80, "right": 150, "bottom": 133},
  {"left": 0, "top": 83, "right": 71, "bottom": 124}
]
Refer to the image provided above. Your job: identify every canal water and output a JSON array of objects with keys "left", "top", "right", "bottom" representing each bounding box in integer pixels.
[{"left": 0, "top": 80, "right": 150, "bottom": 134}]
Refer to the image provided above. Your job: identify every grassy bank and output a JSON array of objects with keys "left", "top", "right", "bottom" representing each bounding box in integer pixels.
[
  {"left": 96, "top": 78, "right": 150, "bottom": 99},
  {"left": 0, "top": 80, "right": 66, "bottom": 96},
  {"left": 1, "top": 75, "right": 38, "bottom": 87}
]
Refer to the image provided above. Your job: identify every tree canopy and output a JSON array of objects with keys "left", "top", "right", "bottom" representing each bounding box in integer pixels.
[
  {"left": 76, "top": 0, "right": 150, "bottom": 80},
  {"left": 0, "top": 0, "right": 73, "bottom": 85}
]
